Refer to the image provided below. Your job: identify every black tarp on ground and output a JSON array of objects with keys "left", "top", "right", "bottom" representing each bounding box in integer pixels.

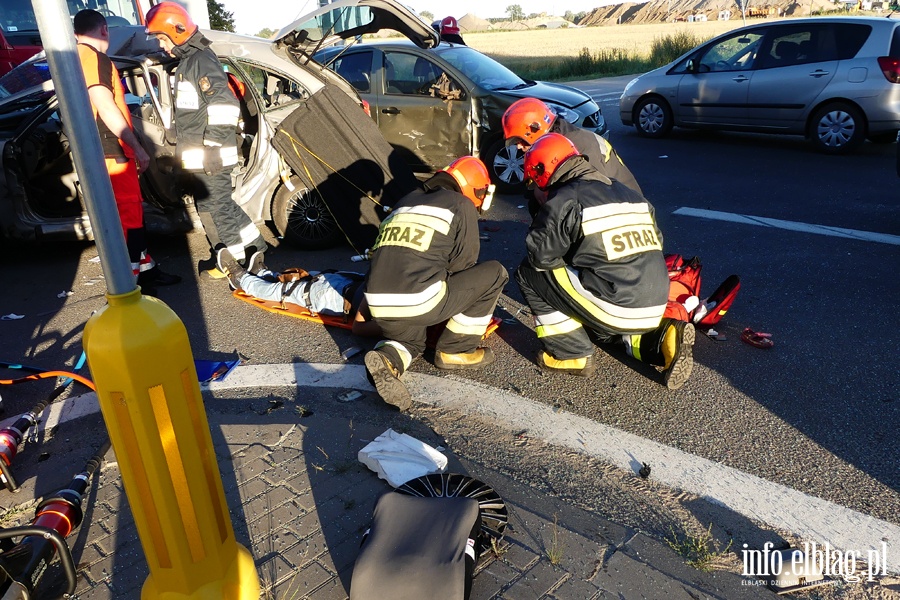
[{"left": 272, "top": 83, "right": 420, "bottom": 251}]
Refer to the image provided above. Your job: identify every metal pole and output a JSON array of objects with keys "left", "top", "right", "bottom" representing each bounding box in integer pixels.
[{"left": 31, "top": 0, "right": 135, "bottom": 296}]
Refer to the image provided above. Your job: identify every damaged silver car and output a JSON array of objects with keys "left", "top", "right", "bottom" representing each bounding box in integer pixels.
[
  {"left": 0, "top": 0, "right": 436, "bottom": 250},
  {"left": 314, "top": 37, "right": 606, "bottom": 192}
]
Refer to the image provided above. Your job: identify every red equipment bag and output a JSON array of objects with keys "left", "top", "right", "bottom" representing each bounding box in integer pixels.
[
  {"left": 664, "top": 254, "right": 740, "bottom": 329},
  {"left": 695, "top": 274, "right": 741, "bottom": 328},
  {"left": 666, "top": 254, "right": 702, "bottom": 306}
]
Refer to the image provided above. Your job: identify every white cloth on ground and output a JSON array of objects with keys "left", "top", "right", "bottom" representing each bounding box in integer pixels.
[{"left": 358, "top": 428, "right": 448, "bottom": 487}]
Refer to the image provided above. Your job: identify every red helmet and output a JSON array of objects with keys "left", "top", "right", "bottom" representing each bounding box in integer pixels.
[
  {"left": 443, "top": 156, "right": 493, "bottom": 211},
  {"left": 502, "top": 98, "right": 556, "bottom": 146},
  {"left": 146, "top": 1, "right": 197, "bottom": 46},
  {"left": 524, "top": 133, "right": 579, "bottom": 190},
  {"left": 440, "top": 16, "right": 460, "bottom": 35}
]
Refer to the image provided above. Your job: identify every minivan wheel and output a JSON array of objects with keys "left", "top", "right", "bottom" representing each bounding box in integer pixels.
[
  {"left": 810, "top": 103, "right": 865, "bottom": 154},
  {"left": 634, "top": 96, "right": 673, "bottom": 138},
  {"left": 485, "top": 139, "right": 525, "bottom": 193},
  {"left": 271, "top": 175, "right": 343, "bottom": 249}
]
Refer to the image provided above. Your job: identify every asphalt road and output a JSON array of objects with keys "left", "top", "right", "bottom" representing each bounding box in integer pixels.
[{"left": 1, "top": 75, "right": 898, "bottom": 535}]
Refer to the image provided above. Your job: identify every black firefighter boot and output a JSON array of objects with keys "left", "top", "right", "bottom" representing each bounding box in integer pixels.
[
  {"left": 628, "top": 318, "right": 695, "bottom": 390},
  {"left": 364, "top": 345, "right": 413, "bottom": 411}
]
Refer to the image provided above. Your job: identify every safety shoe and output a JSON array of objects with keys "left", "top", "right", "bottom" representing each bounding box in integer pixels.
[
  {"left": 661, "top": 321, "right": 695, "bottom": 391},
  {"left": 434, "top": 347, "right": 495, "bottom": 370},
  {"left": 216, "top": 248, "right": 246, "bottom": 291},
  {"left": 138, "top": 267, "right": 182, "bottom": 287},
  {"left": 538, "top": 351, "right": 595, "bottom": 377},
  {"left": 246, "top": 250, "right": 268, "bottom": 276},
  {"left": 364, "top": 350, "right": 412, "bottom": 411}
]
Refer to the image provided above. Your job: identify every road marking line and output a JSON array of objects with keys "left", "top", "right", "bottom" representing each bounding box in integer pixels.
[
  {"left": 675, "top": 207, "right": 900, "bottom": 245},
  {"left": 12, "top": 362, "right": 898, "bottom": 573}
]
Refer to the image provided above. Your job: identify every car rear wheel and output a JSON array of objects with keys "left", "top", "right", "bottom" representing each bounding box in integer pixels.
[
  {"left": 634, "top": 96, "right": 673, "bottom": 138},
  {"left": 484, "top": 139, "right": 525, "bottom": 193},
  {"left": 809, "top": 103, "right": 865, "bottom": 154},
  {"left": 272, "top": 175, "right": 343, "bottom": 249}
]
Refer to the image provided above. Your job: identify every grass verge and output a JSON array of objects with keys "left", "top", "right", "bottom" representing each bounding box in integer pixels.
[{"left": 491, "top": 31, "right": 708, "bottom": 81}]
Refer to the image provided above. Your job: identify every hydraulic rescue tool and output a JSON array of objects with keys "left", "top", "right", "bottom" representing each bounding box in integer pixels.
[
  {"left": 0, "top": 439, "right": 111, "bottom": 599},
  {"left": 0, "top": 365, "right": 94, "bottom": 493}
]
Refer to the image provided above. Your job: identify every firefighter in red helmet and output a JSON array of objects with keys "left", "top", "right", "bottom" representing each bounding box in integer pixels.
[
  {"left": 502, "top": 97, "right": 641, "bottom": 196},
  {"left": 364, "top": 157, "right": 507, "bottom": 410},
  {"left": 146, "top": 1, "right": 267, "bottom": 270},
  {"left": 516, "top": 134, "right": 695, "bottom": 390},
  {"left": 431, "top": 16, "right": 466, "bottom": 45}
]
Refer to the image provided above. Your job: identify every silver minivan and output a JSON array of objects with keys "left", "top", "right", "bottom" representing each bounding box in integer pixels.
[{"left": 619, "top": 17, "right": 900, "bottom": 153}]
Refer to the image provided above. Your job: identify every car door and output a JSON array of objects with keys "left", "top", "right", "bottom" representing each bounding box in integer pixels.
[
  {"left": 676, "top": 29, "right": 764, "bottom": 126},
  {"left": 116, "top": 60, "right": 182, "bottom": 211},
  {"left": 747, "top": 24, "right": 842, "bottom": 128},
  {"left": 373, "top": 49, "right": 470, "bottom": 173}
]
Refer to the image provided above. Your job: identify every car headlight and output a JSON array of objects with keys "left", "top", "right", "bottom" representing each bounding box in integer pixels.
[
  {"left": 622, "top": 77, "right": 640, "bottom": 95},
  {"left": 546, "top": 102, "right": 579, "bottom": 124}
]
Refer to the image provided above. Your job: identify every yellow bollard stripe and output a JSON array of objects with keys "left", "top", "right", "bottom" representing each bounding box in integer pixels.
[
  {"left": 181, "top": 370, "right": 230, "bottom": 543},
  {"left": 149, "top": 383, "right": 206, "bottom": 564},
  {"left": 111, "top": 391, "right": 172, "bottom": 568}
]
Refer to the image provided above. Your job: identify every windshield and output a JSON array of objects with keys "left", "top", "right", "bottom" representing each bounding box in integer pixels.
[
  {"left": 0, "top": 0, "right": 142, "bottom": 33},
  {"left": 435, "top": 46, "right": 527, "bottom": 91}
]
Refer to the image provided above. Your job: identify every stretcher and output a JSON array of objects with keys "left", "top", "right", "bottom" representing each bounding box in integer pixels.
[{"left": 232, "top": 290, "right": 501, "bottom": 344}]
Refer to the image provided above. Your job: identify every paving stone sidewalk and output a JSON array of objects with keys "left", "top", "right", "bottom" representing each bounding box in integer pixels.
[{"left": 0, "top": 390, "right": 775, "bottom": 600}]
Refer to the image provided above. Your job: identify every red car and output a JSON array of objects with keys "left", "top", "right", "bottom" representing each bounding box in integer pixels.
[{"left": 0, "top": 0, "right": 151, "bottom": 76}]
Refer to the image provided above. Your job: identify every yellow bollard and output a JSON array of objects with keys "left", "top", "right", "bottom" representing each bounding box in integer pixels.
[{"left": 83, "top": 289, "right": 260, "bottom": 599}]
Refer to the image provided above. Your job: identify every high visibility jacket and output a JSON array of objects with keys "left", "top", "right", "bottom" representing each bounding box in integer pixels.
[
  {"left": 554, "top": 118, "right": 642, "bottom": 196},
  {"left": 365, "top": 176, "right": 479, "bottom": 319},
  {"left": 526, "top": 157, "right": 668, "bottom": 333},
  {"left": 77, "top": 43, "right": 133, "bottom": 160},
  {"left": 171, "top": 31, "right": 240, "bottom": 173}
]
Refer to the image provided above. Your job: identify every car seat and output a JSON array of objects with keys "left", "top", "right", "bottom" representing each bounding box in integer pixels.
[
  {"left": 384, "top": 59, "right": 402, "bottom": 94},
  {"left": 413, "top": 58, "right": 438, "bottom": 95},
  {"left": 775, "top": 40, "right": 801, "bottom": 65},
  {"left": 343, "top": 64, "right": 370, "bottom": 93}
]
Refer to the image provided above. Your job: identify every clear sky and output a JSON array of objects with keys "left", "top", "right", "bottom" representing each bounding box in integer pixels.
[{"left": 223, "top": 0, "right": 611, "bottom": 37}]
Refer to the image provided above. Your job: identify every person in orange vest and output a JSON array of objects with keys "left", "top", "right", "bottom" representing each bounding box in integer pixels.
[{"left": 74, "top": 9, "right": 182, "bottom": 294}]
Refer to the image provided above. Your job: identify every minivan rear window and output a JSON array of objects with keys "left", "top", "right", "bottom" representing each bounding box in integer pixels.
[
  {"left": 889, "top": 25, "right": 900, "bottom": 57},
  {"left": 833, "top": 24, "right": 871, "bottom": 60}
]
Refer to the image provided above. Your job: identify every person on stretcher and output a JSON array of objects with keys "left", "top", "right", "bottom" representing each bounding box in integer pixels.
[{"left": 216, "top": 248, "right": 381, "bottom": 337}]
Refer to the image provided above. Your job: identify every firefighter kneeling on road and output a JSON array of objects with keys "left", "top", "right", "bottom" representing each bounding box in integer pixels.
[
  {"left": 364, "top": 157, "right": 508, "bottom": 411},
  {"left": 516, "top": 134, "right": 695, "bottom": 390}
]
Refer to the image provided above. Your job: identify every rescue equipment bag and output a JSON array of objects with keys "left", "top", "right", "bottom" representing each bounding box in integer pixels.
[{"left": 664, "top": 254, "right": 740, "bottom": 328}]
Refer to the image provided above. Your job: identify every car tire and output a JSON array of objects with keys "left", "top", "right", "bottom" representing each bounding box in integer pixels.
[
  {"left": 484, "top": 138, "right": 525, "bottom": 194},
  {"left": 271, "top": 175, "right": 343, "bottom": 250},
  {"left": 809, "top": 103, "right": 865, "bottom": 154},
  {"left": 634, "top": 96, "right": 673, "bottom": 138}
]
